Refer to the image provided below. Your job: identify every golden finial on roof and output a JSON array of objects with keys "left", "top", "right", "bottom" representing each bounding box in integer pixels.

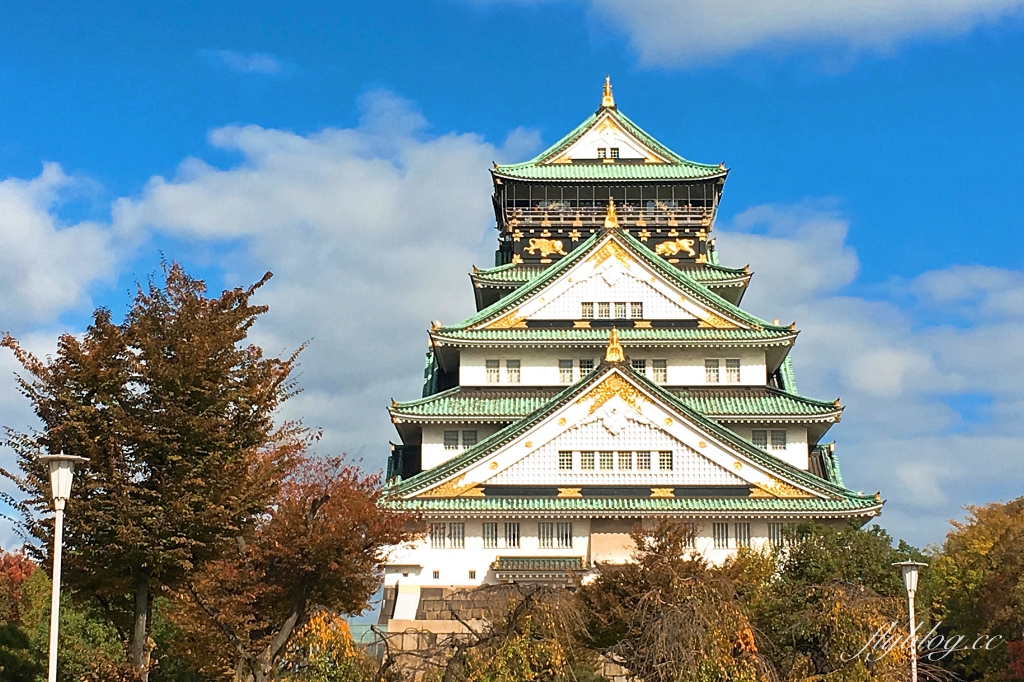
[
  {"left": 604, "top": 198, "right": 620, "bottom": 229},
  {"left": 605, "top": 327, "right": 625, "bottom": 363},
  {"left": 601, "top": 75, "right": 615, "bottom": 109}
]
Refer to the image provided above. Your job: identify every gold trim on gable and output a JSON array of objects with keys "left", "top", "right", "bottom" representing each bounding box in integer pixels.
[
  {"left": 418, "top": 474, "right": 484, "bottom": 499},
  {"left": 749, "top": 477, "right": 812, "bottom": 499},
  {"left": 485, "top": 311, "right": 526, "bottom": 329},
  {"left": 576, "top": 374, "right": 645, "bottom": 415},
  {"left": 650, "top": 488, "right": 675, "bottom": 498},
  {"left": 558, "top": 488, "right": 583, "bottom": 498},
  {"left": 697, "top": 311, "right": 738, "bottom": 329},
  {"left": 588, "top": 240, "right": 632, "bottom": 268}
]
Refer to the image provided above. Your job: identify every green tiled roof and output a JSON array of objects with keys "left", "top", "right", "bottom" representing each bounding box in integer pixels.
[
  {"left": 471, "top": 262, "right": 750, "bottom": 288},
  {"left": 492, "top": 108, "right": 727, "bottom": 182},
  {"left": 432, "top": 327, "right": 794, "bottom": 345},
  {"left": 494, "top": 557, "right": 584, "bottom": 571},
  {"left": 392, "top": 386, "right": 840, "bottom": 422},
  {"left": 386, "top": 496, "right": 879, "bottom": 514}
]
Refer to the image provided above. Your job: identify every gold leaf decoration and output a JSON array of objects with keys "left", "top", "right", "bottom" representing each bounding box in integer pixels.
[
  {"left": 576, "top": 374, "right": 645, "bottom": 415},
  {"left": 650, "top": 488, "right": 675, "bottom": 498},
  {"left": 557, "top": 488, "right": 582, "bottom": 498},
  {"left": 587, "top": 239, "right": 631, "bottom": 268},
  {"left": 418, "top": 474, "right": 482, "bottom": 498},
  {"left": 485, "top": 311, "right": 526, "bottom": 329},
  {"left": 697, "top": 311, "right": 737, "bottom": 329},
  {"left": 749, "top": 477, "right": 812, "bottom": 499}
]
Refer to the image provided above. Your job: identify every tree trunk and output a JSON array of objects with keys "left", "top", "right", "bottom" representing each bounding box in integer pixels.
[
  {"left": 131, "top": 574, "right": 150, "bottom": 681},
  {"left": 250, "top": 591, "right": 307, "bottom": 682}
]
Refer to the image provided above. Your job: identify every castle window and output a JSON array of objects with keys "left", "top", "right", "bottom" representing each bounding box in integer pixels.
[
  {"left": 557, "top": 522, "right": 573, "bottom": 549},
  {"left": 658, "top": 451, "right": 674, "bottom": 471},
  {"left": 469, "top": 570, "right": 476, "bottom": 580},
  {"left": 597, "top": 147, "right": 607, "bottom": 159},
  {"left": 705, "top": 359, "right": 720, "bottom": 383},
  {"left": 444, "top": 430, "right": 460, "bottom": 450},
  {"left": 558, "top": 451, "right": 573, "bottom": 471},
  {"left": 617, "top": 451, "right": 633, "bottom": 470},
  {"left": 615, "top": 302, "right": 627, "bottom": 318},
  {"left": 559, "top": 359, "right": 574, "bottom": 383},
  {"left": 483, "top": 522, "right": 498, "bottom": 549},
  {"left": 771, "top": 430, "right": 787, "bottom": 451},
  {"left": 631, "top": 359, "right": 647, "bottom": 376},
  {"left": 599, "top": 451, "right": 614, "bottom": 470},
  {"left": 433, "top": 570, "right": 440, "bottom": 579},
  {"left": 682, "top": 522, "right": 697, "bottom": 549},
  {"left": 752, "top": 430, "right": 768, "bottom": 449},
  {"left": 506, "top": 359, "right": 521, "bottom": 384},
  {"left": 461, "top": 431, "right": 478, "bottom": 448},
  {"left": 734, "top": 523, "right": 750, "bottom": 549},
  {"left": 486, "top": 359, "right": 500, "bottom": 383},
  {"left": 581, "top": 302, "right": 594, "bottom": 318},
  {"left": 637, "top": 452, "right": 651, "bottom": 470},
  {"left": 609, "top": 147, "right": 620, "bottom": 159},
  {"left": 581, "top": 452, "right": 595, "bottom": 470},
  {"left": 713, "top": 523, "right": 729, "bottom": 549},
  {"left": 597, "top": 302, "right": 611, "bottom": 318},
  {"left": 725, "top": 358, "right": 741, "bottom": 383},
  {"left": 504, "top": 522, "right": 520, "bottom": 548},
  {"left": 768, "top": 522, "right": 786, "bottom": 548},
  {"left": 539, "top": 522, "right": 554, "bottom": 548},
  {"left": 579, "top": 358, "right": 594, "bottom": 374},
  {"left": 652, "top": 359, "right": 667, "bottom": 383},
  {"left": 450, "top": 523, "right": 466, "bottom": 549},
  {"left": 430, "top": 523, "right": 446, "bottom": 548},
  {"left": 630, "top": 302, "right": 643, "bottom": 318}
]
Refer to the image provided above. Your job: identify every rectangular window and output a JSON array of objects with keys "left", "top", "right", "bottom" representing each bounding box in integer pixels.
[
  {"left": 469, "top": 570, "right": 476, "bottom": 580},
  {"left": 558, "top": 359, "right": 573, "bottom": 383},
  {"left": 443, "top": 430, "right": 460, "bottom": 450},
  {"left": 751, "top": 430, "right": 768, "bottom": 449},
  {"left": 461, "top": 431, "right": 477, "bottom": 448},
  {"left": 599, "top": 451, "right": 614, "bottom": 470},
  {"left": 506, "top": 359, "right": 520, "bottom": 384},
  {"left": 631, "top": 359, "right": 647, "bottom": 375},
  {"left": 658, "top": 451, "right": 674, "bottom": 471},
  {"left": 617, "top": 451, "right": 633, "bottom": 470},
  {"left": 433, "top": 570, "right": 440, "bottom": 579},
  {"left": 579, "top": 358, "right": 594, "bottom": 375},
  {"left": 734, "top": 523, "right": 750, "bottom": 549},
  {"left": 713, "top": 522, "right": 729, "bottom": 549},
  {"left": 768, "top": 522, "right": 785, "bottom": 548},
  {"left": 630, "top": 302, "right": 643, "bottom": 319},
  {"left": 597, "top": 302, "right": 611, "bottom": 318},
  {"left": 483, "top": 522, "right": 498, "bottom": 549},
  {"left": 597, "top": 147, "right": 607, "bottom": 159},
  {"left": 609, "top": 147, "right": 620, "bottom": 159},
  {"left": 581, "top": 452, "right": 595, "bottom": 470},
  {"left": 771, "top": 430, "right": 787, "bottom": 451},
  {"left": 556, "top": 522, "right": 573, "bottom": 549},
  {"left": 449, "top": 522, "right": 466, "bottom": 549},
  {"left": 614, "top": 302, "right": 627, "bottom": 318},
  {"left": 682, "top": 522, "right": 697, "bottom": 549},
  {"left": 581, "top": 302, "right": 594, "bottom": 318},
  {"left": 725, "top": 358, "right": 741, "bottom": 383},
  {"left": 486, "top": 359, "right": 500, "bottom": 383},
  {"left": 430, "top": 523, "right": 446, "bottom": 548},
  {"left": 558, "top": 451, "right": 573, "bottom": 471},
  {"left": 705, "top": 359, "right": 720, "bottom": 383},
  {"left": 504, "top": 522, "right": 520, "bottom": 548},
  {"left": 652, "top": 359, "right": 667, "bottom": 383},
  {"left": 636, "top": 452, "right": 651, "bottom": 470},
  {"left": 538, "top": 522, "right": 554, "bottom": 548}
]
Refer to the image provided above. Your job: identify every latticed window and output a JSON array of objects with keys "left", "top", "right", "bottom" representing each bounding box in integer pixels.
[
  {"left": 630, "top": 302, "right": 643, "bottom": 318},
  {"left": 449, "top": 523, "right": 466, "bottom": 549},
  {"left": 538, "top": 522, "right": 554, "bottom": 548},
  {"left": 557, "top": 523, "right": 573, "bottom": 549},
  {"left": 617, "top": 451, "right": 633, "bottom": 470},
  {"left": 599, "top": 451, "right": 614, "bottom": 470},
  {"left": 504, "top": 522, "right": 520, "bottom": 548},
  {"left": 558, "top": 451, "right": 573, "bottom": 471},
  {"left": 558, "top": 359, "right": 573, "bottom": 383},
  {"left": 652, "top": 359, "right": 667, "bottom": 383},
  {"left": 483, "top": 522, "right": 498, "bottom": 549},
  {"left": 597, "top": 147, "right": 607, "bottom": 159},
  {"left": 581, "top": 452, "right": 595, "bottom": 470},
  {"left": 771, "top": 430, "right": 787, "bottom": 451},
  {"left": 615, "top": 302, "right": 627, "bottom": 318},
  {"left": 579, "top": 358, "right": 594, "bottom": 375},
  {"left": 597, "top": 302, "right": 610, "bottom": 318},
  {"left": 637, "top": 452, "right": 651, "bottom": 470},
  {"left": 751, "top": 430, "right": 768, "bottom": 449},
  {"left": 734, "top": 523, "right": 750, "bottom": 549},
  {"left": 609, "top": 147, "right": 620, "bottom": 159},
  {"left": 486, "top": 359, "right": 500, "bottom": 383},
  {"left": 631, "top": 359, "right": 647, "bottom": 375},
  {"left": 713, "top": 523, "right": 729, "bottom": 549},
  {"left": 682, "top": 522, "right": 697, "bottom": 549},
  {"left": 443, "top": 430, "right": 459, "bottom": 450},
  {"left": 506, "top": 359, "right": 520, "bottom": 384},
  {"left": 705, "top": 359, "right": 720, "bottom": 383},
  {"left": 581, "top": 302, "right": 594, "bottom": 318},
  {"left": 461, "top": 431, "right": 477, "bottom": 448},
  {"left": 725, "top": 358, "right": 741, "bottom": 383},
  {"left": 658, "top": 451, "right": 674, "bottom": 471},
  {"left": 430, "top": 523, "right": 446, "bottom": 548}
]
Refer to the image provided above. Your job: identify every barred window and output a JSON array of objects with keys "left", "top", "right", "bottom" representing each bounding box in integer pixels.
[
  {"left": 725, "top": 358, "right": 741, "bottom": 383},
  {"left": 682, "top": 522, "right": 697, "bottom": 549},
  {"left": 558, "top": 359, "right": 573, "bottom": 383},
  {"left": 430, "top": 523, "right": 446, "bottom": 548},
  {"left": 637, "top": 452, "right": 651, "bottom": 470},
  {"left": 469, "top": 570, "right": 476, "bottom": 579},
  {"left": 713, "top": 522, "right": 729, "bottom": 549},
  {"left": 433, "top": 570, "right": 440, "bottom": 579},
  {"left": 617, "top": 451, "right": 633, "bottom": 470},
  {"left": 768, "top": 522, "right": 785, "bottom": 548},
  {"left": 538, "top": 522, "right": 555, "bottom": 548},
  {"left": 614, "top": 302, "right": 627, "bottom": 318},
  {"left": 449, "top": 523, "right": 466, "bottom": 549},
  {"left": 506, "top": 359, "right": 520, "bottom": 384},
  {"left": 483, "top": 522, "right": 498, "bottom": 549},
  {"left": 581, "top": 302, "right": 594, "bottom": 318},
  {"left": 443, "top": 430, "right": 460, "bottom": 450},
  {"left": 597, "top": 302, "right": 611, "bottom": 318},
  {"left": 609, "top": 147, "right": 620, "bottom": 159},
  {"left": 557, "top": 522, "right": 573, "bottom": 549},
  {"left": 558, "top": 451, "right": 573, "bottom": 471},
  {"left": 771, "top": 430, "right": 787, "bottom": 451},
  {"left": 734, "top": 523, "right": 750, "bottom": 549},
  {"left": 581, "top": 452, "right": 595, "bottom": 470},
  {"left": 579, "top": 358, "right": 594, "bottom": 374},
  {"left": 751, "top": 430, "right": 768, "bottom": 449},
  {"left": 486, "top": 359, "right": 500, "bottom": 383},
  {"left": 705, "top": 359, "right": 720, "bottom": 383},
  {"left": 652, "top": 359, "right": 667, "bottom": 383},
  {"left": 597, "top": 147, "right": 607, "bottom": 159},
  {"left": 631, "top": 359, "right": 647, "bottom": 376},
  {"left": 461, "top": 430, "right": 477, "bottom": 448},
  {"left": 504, "top": 522, "right": 520, "bottom": 548},
  {"left": 630, "top": 302, "right": 643, "bottom": 319},
  {"left": 658, "top": 451, "right": 674, "bottom": 471},
  {"left": 599, "top": 451, "right": 614, "bottom": 470}
]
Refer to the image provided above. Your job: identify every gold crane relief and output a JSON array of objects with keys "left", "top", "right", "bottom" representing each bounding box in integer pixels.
[
  {"left": 655, "top": 239, "right": 697, "bottom": 258},
  {"left": 525, "top": 238, "right": 568, "bottom": 257}
]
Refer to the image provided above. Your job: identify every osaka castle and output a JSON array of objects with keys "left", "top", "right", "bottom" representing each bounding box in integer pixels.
[{"left": 379, "top": 78, "right": 882, "bottom": 625}]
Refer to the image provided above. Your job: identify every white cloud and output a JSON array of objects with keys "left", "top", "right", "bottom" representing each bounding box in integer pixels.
[{"left": 201, "top": 49, "right": 285, "bottom": 75}]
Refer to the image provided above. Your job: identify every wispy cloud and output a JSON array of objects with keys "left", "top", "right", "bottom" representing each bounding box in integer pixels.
[{"left": 200, "top": 49, "right": 285, "bottom": 75}]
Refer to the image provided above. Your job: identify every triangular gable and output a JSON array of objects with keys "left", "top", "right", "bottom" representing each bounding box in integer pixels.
[
  {"left": 392, "top": 364, "right": 865, "bottom": 505},
  {"left": 546, "top": 111, "right": 669, "bottom": 164}
]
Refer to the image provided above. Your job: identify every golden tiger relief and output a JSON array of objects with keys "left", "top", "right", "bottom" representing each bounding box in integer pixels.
[
  {"left": 655, "top": 239, "right": 697, "bottom": 258},
  {"left": 525, "top": 238, "right": 568, "bottom": 257}
]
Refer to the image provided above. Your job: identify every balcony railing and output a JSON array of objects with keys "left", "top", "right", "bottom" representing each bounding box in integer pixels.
[{"left": 503, "top": 204, "right": 714, "bottom": 230}]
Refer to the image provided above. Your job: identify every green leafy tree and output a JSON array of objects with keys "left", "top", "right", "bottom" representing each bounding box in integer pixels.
[{"left": 2, "top": 263, "right": 302, "bottom": 681}]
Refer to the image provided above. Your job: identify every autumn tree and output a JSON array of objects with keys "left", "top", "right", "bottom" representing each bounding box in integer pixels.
[
  {"left": 166, "top": 455, "right": 411, "bottom": 682},
  {"left": 2, "top": 263, "right": 301, "bottom": 681}
]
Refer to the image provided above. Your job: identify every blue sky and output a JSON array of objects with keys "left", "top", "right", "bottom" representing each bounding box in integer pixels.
[{"left": 2, "top": 0, "right": 1024, "bottom": 549}]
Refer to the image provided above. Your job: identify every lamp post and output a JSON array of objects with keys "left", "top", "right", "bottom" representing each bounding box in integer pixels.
[
  {"left": 894, "top": 561, "right": 928, "bottom": 682},
  {"left": 39, "top": 451, "right": 88, "bottom": 682}
]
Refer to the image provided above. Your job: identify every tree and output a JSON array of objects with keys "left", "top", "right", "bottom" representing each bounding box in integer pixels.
[
  {"left": 166, "top": 455, "right": 411, "bottom": 682},
  {"left": 2, "top": 263, "right": 302, "bottom": 681}
]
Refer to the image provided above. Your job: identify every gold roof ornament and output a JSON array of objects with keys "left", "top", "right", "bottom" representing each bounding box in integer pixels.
[
  {"left": 605, "top": 327, "right": 625, "bottom": 363},
  {"left": 604, "top": 197, "right": 620, "bottom": 229},
  {"left": 601, "top": 74, "right": 615, "bottom": 109}
]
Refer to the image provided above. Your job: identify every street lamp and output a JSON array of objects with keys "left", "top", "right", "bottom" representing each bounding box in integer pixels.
[
  {"left": 894, "top": 561, "right": 928, "bottom": 682},
  {"left": 39, "top": 451, "right": 88, "bottom": 682}
]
